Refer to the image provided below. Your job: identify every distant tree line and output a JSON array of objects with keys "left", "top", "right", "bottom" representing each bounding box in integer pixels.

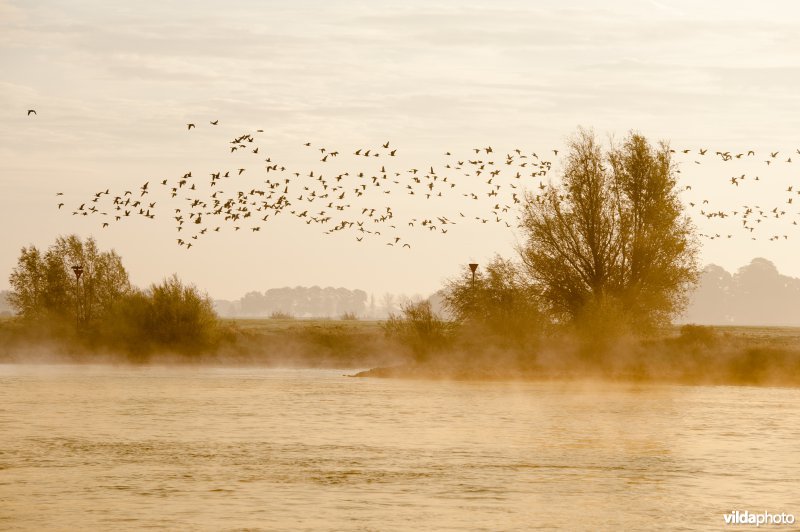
[
  {"left": 216, "top": 287, "right": 368, "bottom": 318},
  {"left": 213, "top": 289, "right": 417, "bottom": 319},
  {"left": 683, "top": 258, "right": 800, "bottom": 326}
]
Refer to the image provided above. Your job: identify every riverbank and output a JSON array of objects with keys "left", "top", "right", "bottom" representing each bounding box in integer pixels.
[
  {"left": 355, "top": 325, "right": 800, "bottom": 387},
  {"left": 0, "top": 317, "right": 406, "bottom": 368},
  {"left": 2, "top": 317, "right": 799, "bottom": 386}
]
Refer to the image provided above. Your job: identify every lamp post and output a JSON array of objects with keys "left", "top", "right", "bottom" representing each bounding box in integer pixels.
[{"left": 71, "top": 265, "right": 84, "bottom": 332}]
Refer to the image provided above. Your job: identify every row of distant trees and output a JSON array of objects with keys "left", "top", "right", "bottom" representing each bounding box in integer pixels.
[
  {"left": 6, "top": 235, "right": 224, "bottom": 357},
  {"left": 684, "top": 259, "right": 800, "bottom": 326},
  {"left": 215, "top": 287, "right": 369, "bottom": 318},
  {"left": 214, "top": 290, "right": 419, "bottom": 319}
]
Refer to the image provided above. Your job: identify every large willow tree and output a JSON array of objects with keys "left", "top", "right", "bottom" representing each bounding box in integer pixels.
[{"left": 519, "top": 129, "right": 699, "bottom": 333}]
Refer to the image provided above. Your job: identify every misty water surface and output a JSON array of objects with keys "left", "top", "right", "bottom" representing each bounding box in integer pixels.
[{"left": 1, "top": 365, "right": 798, "bottom": 530}]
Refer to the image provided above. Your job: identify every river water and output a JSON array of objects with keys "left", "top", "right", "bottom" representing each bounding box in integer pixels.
[{"left": 1, "top": 365, "right": 798, "bottom": 531}]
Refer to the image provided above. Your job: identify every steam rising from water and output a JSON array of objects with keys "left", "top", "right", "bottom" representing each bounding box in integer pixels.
[{"left": 1, "top": 365, "right": 798, "bottom": 530}]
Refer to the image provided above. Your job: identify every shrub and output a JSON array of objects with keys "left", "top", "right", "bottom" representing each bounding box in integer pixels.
[
  {"left": 444, "top": 255, "right": 546, "bottom": 351},
  {"left": 383, "top": 300, "right": 452, "bottom": 362},
  {"left": 105, "top": 275, "right": 225, "bottom": 357}
]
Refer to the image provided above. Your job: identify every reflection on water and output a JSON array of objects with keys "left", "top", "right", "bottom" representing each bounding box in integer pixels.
[{"left": 1, "top": 365, "right": 798, "bottom": 530}]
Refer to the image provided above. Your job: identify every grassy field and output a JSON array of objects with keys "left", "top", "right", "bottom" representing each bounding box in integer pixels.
[
  {"left": 219, "top": 317, "right": 402, "bottom": 368},
  {"left": 708, "top": 325, "right": 800, "bottom": 348},
  {"left": 225, "top": 319, "right": 800, "bottom": 353},
  {"left": 0, "top": 315, "right": 403, "bottom": 368},
  {"left": 222, "top": 317, "right": 385, "bottom": 334},
  {"left": 7, "top": 313, "right": 800, "bottom": 340}
]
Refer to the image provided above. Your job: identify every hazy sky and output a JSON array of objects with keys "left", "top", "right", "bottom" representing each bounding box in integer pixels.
[{"left": 2, "top": 0, "right": 800, "bottom": 299}]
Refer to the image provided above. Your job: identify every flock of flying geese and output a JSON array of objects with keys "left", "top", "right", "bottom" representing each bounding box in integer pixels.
[
  {"left": 26, "top": 110, "right": 800, "bottom": 249},
  {"left": 684, "top": 149, "right": 800, "bottom": 241}
]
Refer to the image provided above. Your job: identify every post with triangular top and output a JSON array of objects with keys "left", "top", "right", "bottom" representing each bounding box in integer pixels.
[
  {"left": 71, "top": 265, "right": 84, "bottom": 333},
  {"left": 468, "top": 263, "right": 478, "bottom": 290}
]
